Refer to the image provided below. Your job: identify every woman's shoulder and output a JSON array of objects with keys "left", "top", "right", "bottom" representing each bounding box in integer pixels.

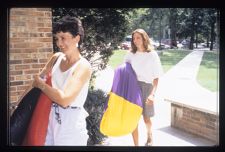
[
  {"left": 72, "top": 57, "right": 92, "bottom": 77},
  {"left": 53, "top": 52, "right": 64, "bottom": 59},
  {"left": 53, "top": 51, "right": 63, "bottom": 56},
  {"left": 126, "top": 50, "right": 134, "bottom": 56},
  {"left": 148, "top": 50, "right": 158, "bottom": 56},
  {"left": 79, "top": 57, "right": 92, "bottom": 71}
]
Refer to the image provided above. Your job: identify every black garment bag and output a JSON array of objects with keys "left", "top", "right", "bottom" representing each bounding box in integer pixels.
[{"left": 10, "top": 88, "right": 41, "bottom": 146}]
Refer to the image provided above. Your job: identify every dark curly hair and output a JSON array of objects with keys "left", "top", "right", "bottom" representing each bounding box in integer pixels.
[{"left": 53, "top": 15, "right": 84, "bottom": 47}]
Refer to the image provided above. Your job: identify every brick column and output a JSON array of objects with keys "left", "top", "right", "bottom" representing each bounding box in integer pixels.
[{"left": 9, "top": 8, "right": 53, "bottom": 110}]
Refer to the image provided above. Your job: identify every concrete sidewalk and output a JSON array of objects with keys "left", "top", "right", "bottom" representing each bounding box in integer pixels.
[
  {"left": 94, "top": 50, "right": 218, "bottom": 146},
  {"left": 157, "top": 51, "right": 219, "bottom": 115}
]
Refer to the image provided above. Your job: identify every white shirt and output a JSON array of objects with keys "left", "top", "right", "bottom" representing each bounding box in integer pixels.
[{"left": 124, "top": 51, "right": 163, "bottom": 83}]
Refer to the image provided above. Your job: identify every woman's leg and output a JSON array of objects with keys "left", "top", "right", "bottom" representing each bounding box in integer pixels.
[
  {"left": 132, "top": 125, "right": 139, "bottom": 146},
  {"left": 143, "top": 116, "right": 153, "bottom": 145}
]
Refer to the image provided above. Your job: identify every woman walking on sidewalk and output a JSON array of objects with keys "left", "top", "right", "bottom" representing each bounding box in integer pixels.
[{"left": 124, "top": 29, "right": 163, "bottom": 146}]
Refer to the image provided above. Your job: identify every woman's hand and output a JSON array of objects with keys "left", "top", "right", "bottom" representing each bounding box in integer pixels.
[
  {"left": 145, "top": 94, "right": 154, "bottom": 106},
  {"left": 32, "top": 75, "right": 45, "bottom": 90}
]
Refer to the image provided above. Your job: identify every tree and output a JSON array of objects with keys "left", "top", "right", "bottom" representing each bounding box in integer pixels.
[
  {"left": 138, "top": 8, "right": 169, "bottom": 48},
  {"left": 175, "top": 8, "right": 218, "bottom": 50},
  {"left": 206, "top": 8, "right": 217, "bottom": 50},
  {"left": 128, "top": 8, "right": 149, "bottom": 34},
  {"left": 169, "top": 8, "right": 178, "bottom": 48}
]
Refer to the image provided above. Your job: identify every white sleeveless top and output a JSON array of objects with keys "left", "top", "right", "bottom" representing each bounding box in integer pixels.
[{"left": 51, "top": 53, "right": 90, "bottom": 108}]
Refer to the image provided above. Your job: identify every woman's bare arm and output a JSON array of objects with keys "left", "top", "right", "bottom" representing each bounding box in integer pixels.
[{"left": 33, "top": 59, "right": 92, "bottom": 107}]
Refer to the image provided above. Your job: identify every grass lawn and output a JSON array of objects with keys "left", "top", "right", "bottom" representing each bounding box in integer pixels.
[
  {"left": 197, "top": 51, "right": 219, "bottom": 92},
  {"left": 159, "top": 49, "right": 191, "bottom": 72},
  {"left": 108, "top": 49, "right": 191, "bottom": 70},
  {"left": 108, "top": 49, "right": 218, "bottom": 92},
  {"left": 108, "top": 49, "right": 127, "bottom": 69}
]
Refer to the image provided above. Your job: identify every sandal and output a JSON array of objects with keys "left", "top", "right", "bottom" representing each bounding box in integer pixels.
[{"left": 145, "top": 133, "right": 153, "bottom": 146}]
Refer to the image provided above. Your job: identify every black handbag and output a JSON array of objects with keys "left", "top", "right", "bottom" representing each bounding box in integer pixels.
[{"left": 10, "top": 88, "right": 41, "bottom": 146}]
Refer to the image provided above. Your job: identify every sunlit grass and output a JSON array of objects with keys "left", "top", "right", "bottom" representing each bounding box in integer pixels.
[
  {"left": 108, "top": 49, "right": 127, "bottom": 69},
  {"left": 108, "top": 49, "right": 218, "bottom": 92},
  {"left": 159, "top": 50, "right": 191, "bottom": 72},
  {"left": 197, "top": 51, "right": 219, "bottom": 92}
]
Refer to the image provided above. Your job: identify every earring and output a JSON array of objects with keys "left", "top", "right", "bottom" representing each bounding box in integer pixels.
[{"left": 76, "top": 43, "right": 78, "bottom": 48}]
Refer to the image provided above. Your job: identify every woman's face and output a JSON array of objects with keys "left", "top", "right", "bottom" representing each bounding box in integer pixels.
[
  {"left": 54, "top": 32, "right": 78, "bottom": 53},
  {"left": 133, "top": 32, "right": 144, "bottom": 49}
]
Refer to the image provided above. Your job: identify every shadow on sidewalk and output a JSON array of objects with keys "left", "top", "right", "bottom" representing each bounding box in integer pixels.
[{"left": 157, "top": 126, "right": 216, "bottom": 146}]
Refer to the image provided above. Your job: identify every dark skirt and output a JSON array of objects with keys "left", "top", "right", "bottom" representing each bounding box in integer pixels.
[{"left": 138, "top": 81, "right": 155, "bottom": 117}]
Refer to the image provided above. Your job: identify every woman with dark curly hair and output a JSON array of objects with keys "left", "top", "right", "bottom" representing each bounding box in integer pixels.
[{"left": 32, "top": 16, "right": 92, "bottom": 145}]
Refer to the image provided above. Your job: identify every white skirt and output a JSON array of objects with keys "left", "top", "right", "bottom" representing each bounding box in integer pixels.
[{"left": 45, "top": 103, "right": 89, "bottom": 146}]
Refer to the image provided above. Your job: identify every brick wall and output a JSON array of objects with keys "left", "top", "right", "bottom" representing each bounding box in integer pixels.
[
  {"left": 9, "top": 8, "right": 53, "bottom": 109},
  {"left": 171, "top": 103, "right": 219, "bottom": 143}
]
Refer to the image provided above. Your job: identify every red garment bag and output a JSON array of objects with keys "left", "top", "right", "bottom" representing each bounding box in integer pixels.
[{"left": 22, "top": 72, "right": 52, "bottom": 146}]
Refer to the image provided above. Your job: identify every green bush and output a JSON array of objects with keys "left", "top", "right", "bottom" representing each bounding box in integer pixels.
[{"left": 84, "top": 89, "right": 108, "bottom": 145}]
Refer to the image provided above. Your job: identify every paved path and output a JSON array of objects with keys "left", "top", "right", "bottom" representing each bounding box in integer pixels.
[
  {"left": 157, "top": 51, "right": 219, "bottom": 115},
  {"left": 94, "top": 50, "right": 218, "bottom": 146}
]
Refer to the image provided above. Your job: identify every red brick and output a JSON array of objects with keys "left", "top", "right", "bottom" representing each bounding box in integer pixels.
[
  {"left": 38, "top": 37, "right": 53, "bottom": 42},
  {"left": 38, "top": 48, "right": 53, "bottom": 53},
  {"left": 15, "top": 65, "right": 31, "bottom": 70},
  {"left": 10, "top": 38, "right": 25, "bottom": 42},
  {"left": 37, "top": 23, "right": 45, "bottom": 27},
  {"left": 30, "top": 33, "right": 45, "bottom": 37},
  {"left": 39, "top": 59, "right": 48, "bottom": 63},
  {"left": 24, "top": 81, "right": 33, "bottom": 85},
  {"left": 17, "top": 85, "right": 30, "bottom": 91},
  {"left": 9, "top": 60, "right": 22, "bottom": 64},
  {"left": 17, "top": 32, "right": 29, "bottom": 37},
  {"left": 9, "top": 49, "right": 22, "bottom": 53},
  {"left": 10, "top": 96, "right": 18, "bottom": 103},
  {"left": 23, "top": 59, "right": 38, "bottom": 64},
  {"left": 10, "top": 70, "right": 23, "bottom": 75},
  {"left": 28, "top": 42, "right": 44, "bottom": 48},
  {"left": 171, "top": 104, "right": 219, "bottom": 142},
  {"left": 37, "top": 28, "right": 52, "bottom": 32},
  {"left": 44, "top": 11, "right": 52, "bottom": 17},
  {"left": 9, "top": 8, "right": 53, "bottom": 113},
  {"left": 10, "top": 76, "right": 15, "bottom": 81},
  {"left": 36, "top": 8, "right": 51, "bottom": 11},
  {"left": 20, "top": 49, "right": 38, "bottom": 53},
  {"left": 11, "top": 53, "right": 32, "bottom": 59},
  {"left": 15, "top": 75, "right": 32, "bottom": 81},
  {"left": 10, "top": 81, "right": 23, "bottom": 86},
  {"left": 10, "top": 10, "right": 27, "bottom": 16},
  {"left": 34, "top": 11, "right": 45, "bottom": 16},
  {"left": 10, "top": 86, "right": 17, "bottom": 92},
  {"left": 24, "top": 69, "right": 39, "bottom": 74},
  {"left": 13, "top": 43, "right": 29, "bottom": 48},
  {"left": 32, "top": 64, "right": 45, "bottom": 69},
  {"left": 45, "top": 33, "right": 52, "bottom": 37}
]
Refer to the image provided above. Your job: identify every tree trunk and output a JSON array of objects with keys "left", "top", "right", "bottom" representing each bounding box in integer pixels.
[
  {"left": 216, "top": 10, "right": 220, "bottom": 50},
  {"left": 170, "top": 8, "right": 177, "bottom": 48},
  {"left": 210, "top": 21, "right": 215, "bottom": 51},
  {"left": 159, "top": 14, "right": 162, "bottom": 49},
  {"left": 195, "top": 32, "right": 198, "bottom": 48},
  {"left": 207, "top": 33, "right": 209, "bottom": 48},
  {"left": 189, "top": 20, "right": 195, "bottom": 50}
]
